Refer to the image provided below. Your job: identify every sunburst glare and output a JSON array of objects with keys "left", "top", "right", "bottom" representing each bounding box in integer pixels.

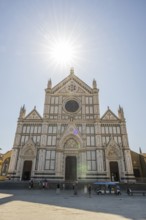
[
  {"left": 40, "top": 30, "right": 83, "bottom": 72},
  {"left": 50, "top": 38, "right": 76, "bottom": 67}
]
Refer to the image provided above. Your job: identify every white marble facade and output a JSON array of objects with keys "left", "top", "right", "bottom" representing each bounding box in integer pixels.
[{"left": 8, "top": 69, "right": 135, "bottom": 182}]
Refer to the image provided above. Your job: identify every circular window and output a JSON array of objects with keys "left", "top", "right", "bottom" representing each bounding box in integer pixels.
[{"left": 65, "top": 100, "right": 79, "bottom": 112}]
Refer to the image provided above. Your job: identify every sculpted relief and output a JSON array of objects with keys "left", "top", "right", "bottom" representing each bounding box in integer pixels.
[
  {"left": 64, "top": 138, "right": 78, "bottom": 149},
  {"left": 107, "top": 145, "right": 121, "bottom": 159}
]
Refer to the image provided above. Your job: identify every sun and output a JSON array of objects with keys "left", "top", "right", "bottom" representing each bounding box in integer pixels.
[
  {"left": 40, "top": 29, "right": 83, "bottom": 71},
  {"left": 49, "top": 38, "right": 76, "bottom": 67}
]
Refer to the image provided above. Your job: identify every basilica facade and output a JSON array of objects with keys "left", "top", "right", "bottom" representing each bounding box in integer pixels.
[{"left": 8, "top": 69, "right": 135, "bottom": 183}]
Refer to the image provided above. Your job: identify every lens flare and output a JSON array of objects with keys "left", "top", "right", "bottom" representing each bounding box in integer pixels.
[{"left": 50, "top": 39, "right": 76, "bottom": 67}]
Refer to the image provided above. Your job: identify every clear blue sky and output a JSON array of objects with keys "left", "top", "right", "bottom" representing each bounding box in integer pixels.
[{"left": 0, "top": 0, "right": 146, "bottom": 153}]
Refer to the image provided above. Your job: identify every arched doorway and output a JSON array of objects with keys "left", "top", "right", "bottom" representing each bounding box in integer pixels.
[
  {"left": 22, "top": 160, "right": 32, "bottom": 180},
  {"left": 65, "top": 156, "right": 77, "bottom": 181},
  {"left": 110, "top": 161, "right": 119, "bottom": 181}
]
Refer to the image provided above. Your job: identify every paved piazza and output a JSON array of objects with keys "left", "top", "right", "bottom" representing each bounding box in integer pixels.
[{"left": 0, "top": 189, "right": 145, "bottom": 220}]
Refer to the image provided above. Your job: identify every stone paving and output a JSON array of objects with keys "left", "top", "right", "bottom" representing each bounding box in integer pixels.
[{"left": 0, "top": 189, "right": 146, "bottom": 220}]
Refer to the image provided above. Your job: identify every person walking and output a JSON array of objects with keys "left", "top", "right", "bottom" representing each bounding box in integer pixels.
[
  {"left": 88, "top": 184, "right": 92, "bottom": 197},
  {"left": 108, "top": 184, "right": 111, "bottom": 194},
  {"left": 42, "top": 181, "right": 45, "bottom": 189},
  {"left": 45, "top": 179, "right": 48, "bottom": 189},
  {"left": 74, "top": 182, "right": 78, "bottom": 195},
  {"left": 56, "top": 183, "right": 60, "bottom": 194},
  {"left": 29, "top": 179, "right": 34, "bottom": 189},
  {"left": 62, "top": 183, "right": 65, "bottom": 190}
]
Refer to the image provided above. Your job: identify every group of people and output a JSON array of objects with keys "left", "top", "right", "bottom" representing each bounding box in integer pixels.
[
  {"left": 29, "top": 179, "right": 49, "bottom": 189},
  {"left": 108, "top": 184, "right": 121, "bottom": 194},
  {"left": 28, "top": 180, "right": 93, "bottom": 196},
  {"left": 72, "top": 182, "right": 92, "bottom": 197}
]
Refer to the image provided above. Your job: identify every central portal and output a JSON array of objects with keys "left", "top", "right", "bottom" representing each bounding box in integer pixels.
[{"left": 65, "top": 156, "right": 77, "bottom": 181}]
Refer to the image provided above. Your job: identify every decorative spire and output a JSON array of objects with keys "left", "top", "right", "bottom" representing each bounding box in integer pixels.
[
  {"left": 118, "top": 105, "right": 125, "bottom": 121},
  {"left": 70, "top": 67, "right": 74, "bottom": 75},
  {"left": 93, "top": 79, "right": 97, "bottom": 89},
  {"left": 19, "top": 105, "right": 26, "bottom": 118},
  {"left": 139, "top": 147, "right": 142, "bottom": 154},
  {"left": 47, "top": 79, "right": 52, "bottom": 89}
]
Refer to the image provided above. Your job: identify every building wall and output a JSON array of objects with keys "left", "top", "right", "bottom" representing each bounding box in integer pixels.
[
  {"left": 8, "top": 70, "right": 135, "bottom": 182},
  {"left": 0, "top": 150, "right": 12, "bottom": 179},
  {"left": 0, "top": 154, "right": 3, "bottom": 176},
  {"left": 131, "top": 151, "right": 146, "bottom": 181}
]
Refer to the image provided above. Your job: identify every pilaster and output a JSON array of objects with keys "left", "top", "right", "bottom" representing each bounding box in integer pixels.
[
  {"left": 55, "top": 151, "right": 63, "bottom": 176},
  {"left": 93, "top": 89, "right": 100, "bottom": 119},
  {"left": 96, "top": 150, "right": 104, "bottom": 172},
  {"left": 38, "top": 149, "right": 45, "bottom": 171},
  {"left": 120, "top": 122, "right": 129, "bottom": 149}
]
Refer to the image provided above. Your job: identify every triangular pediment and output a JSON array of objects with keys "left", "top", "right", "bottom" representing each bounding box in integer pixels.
[
  {"left": 63, "top": 123, "right": 80, "bottom": 137},
  {"left": 52, "top": 73, "right": 93, "bottom": 95},
  {"left": 25, "top": 109, "right": 42, "bottom": 120},
  {"left": 101, "top": 108, "right": 119, "bottom": 121}
]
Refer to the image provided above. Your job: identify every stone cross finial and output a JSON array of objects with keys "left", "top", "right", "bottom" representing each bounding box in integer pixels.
[{"left": 70, "top": 67, "right": 74, "bottom": 75}]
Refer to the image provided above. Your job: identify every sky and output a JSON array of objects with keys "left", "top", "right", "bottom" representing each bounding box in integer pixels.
[{"left": 0, "top": 0, "right": 146, "bottom": 154}]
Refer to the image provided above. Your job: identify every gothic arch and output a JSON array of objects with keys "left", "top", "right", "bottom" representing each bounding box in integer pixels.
[
  {"left": 105, "top": 137, "right": 124, "bottom": 181},
  {"left": 20, "top": 137, "right": 36, "bottom": 159},
  {"left": 64, "top": 138, "right": 78, "bottom": 149},
  {"left": 105, "top": 138, "right": 122, "bottom": 160},
  {"left": 61, "top": 134, "right": 82, "bottom": 150},
  {"left": 59, "top": 128, "right": 83, "bottom": 149}
]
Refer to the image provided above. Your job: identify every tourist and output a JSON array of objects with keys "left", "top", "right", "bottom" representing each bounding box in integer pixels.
[
  {"left": 88, "top": 184, "right": 92, "bottom": 197},
  {"left": 29, "top": 179, "right": 34, "bottom": 189},
  {"left": 56, "top": 183, "right": 60, "bottom": 194},
  {"left": 62, "top": 183, "right": 65, "bottom": 190},
  {"left": 108, "top": 184, "right": 111, "bottom": 194},
  {"left": 74, "top": 182, "right": 78, "bottom": 195},
  {"left": 42, "top": 181, "right": 45, "bottom": 189}
]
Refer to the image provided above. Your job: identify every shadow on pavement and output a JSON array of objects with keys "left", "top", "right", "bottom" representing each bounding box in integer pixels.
[{"left": 0, "top": 189, "right": 145, "bottom": 220}]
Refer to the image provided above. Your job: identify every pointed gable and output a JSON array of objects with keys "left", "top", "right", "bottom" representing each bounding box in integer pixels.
[
  {"left": 105, "top": 137, "right": 122, "bottom": 159},
  {"left": 101, "top": 108, "right": 119, "bottom": 121},
  {"left": 51, "top": 71, "right": 93, "bottom": 95},
  {"left": 25, "top": 108, "right": 42, "bottom": 120},
  {"left": 59, "top": 121, "right": 83, "bottom": 148},
  {"left": 20, "top": 137, "right": 36, "bottom": 158}
]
